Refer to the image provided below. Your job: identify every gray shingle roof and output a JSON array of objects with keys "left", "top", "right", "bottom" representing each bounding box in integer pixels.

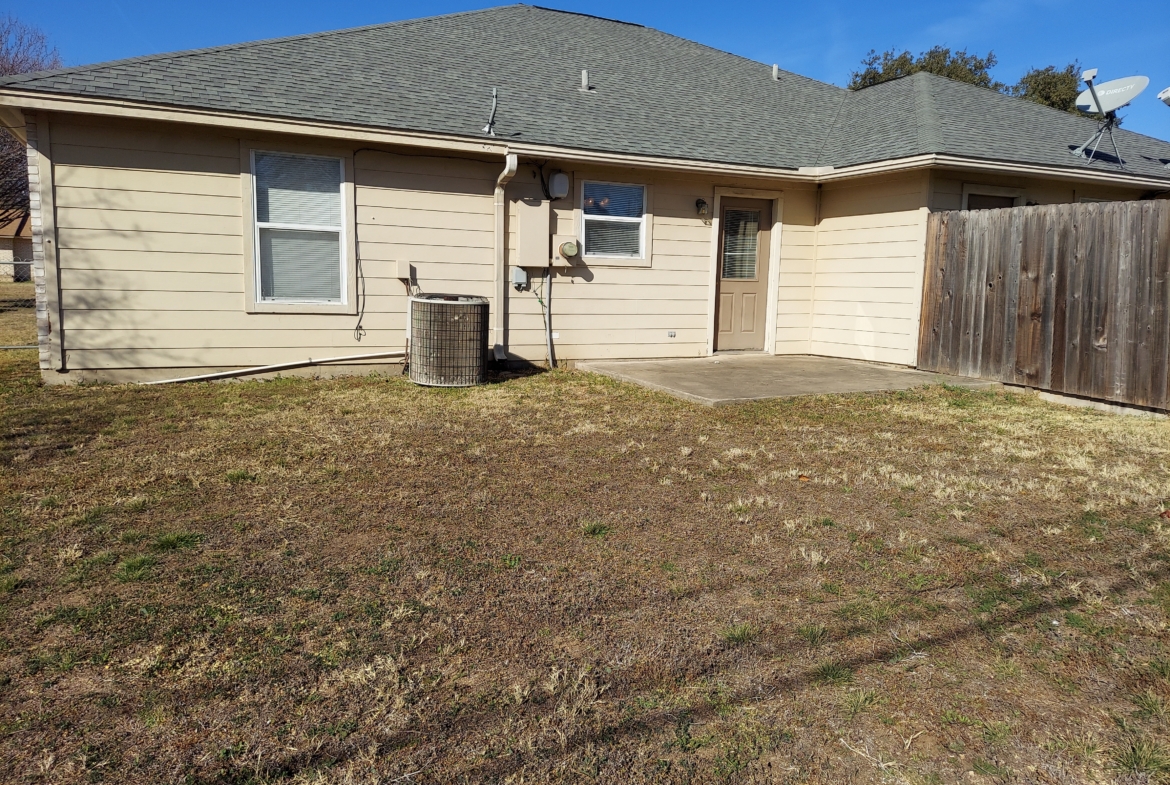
[
  {"left": 4, "top": 4, "right": 1170, "bottom": 181},
  {"left": 818, "top": 71, "right": 1170, "bottom": 180}
]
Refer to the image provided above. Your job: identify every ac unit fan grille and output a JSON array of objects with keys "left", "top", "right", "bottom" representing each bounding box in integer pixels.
[{"left": 408, "top": 295, "right": 489, "bottom": 387}]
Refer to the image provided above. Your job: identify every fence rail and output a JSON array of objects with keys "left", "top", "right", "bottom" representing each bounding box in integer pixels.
[{"left": 918, "top": 200, "right": 1170, "bottom": 410}]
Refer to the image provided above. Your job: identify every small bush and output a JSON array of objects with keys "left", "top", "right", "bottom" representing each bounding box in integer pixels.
[
  {"left": 812, "top": 661, "right": 853, "bottom": 686},
  {"left": 152, "top": 532, "right": 202, "bottom": 552},
  {"left": 115, "top": 555, "right": 156, "bottom": 582},
  {"left": 722, "top": 623, "right": 758, "bottom": 645}
]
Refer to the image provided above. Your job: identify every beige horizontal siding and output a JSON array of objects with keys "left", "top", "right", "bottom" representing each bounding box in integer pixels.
[
  {"left": 45, "top": 112, "right": 936, "bottom": 374},
  {"left": 55, "top": 187, "right": 241, "bottom": 216},
  {"left": 804, "top": 173, "right": 928, "bottom": 366}
]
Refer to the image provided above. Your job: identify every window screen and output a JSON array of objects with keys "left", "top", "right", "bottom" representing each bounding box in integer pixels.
[
  {"left": 721, "top": 209, "right": 760, "bottom": 279},
  {"left": 583, "top": 181, "right": 644, "bottom": 258},
  {"left": 253, "top": 152, "right": 344, "bottom": 302}
]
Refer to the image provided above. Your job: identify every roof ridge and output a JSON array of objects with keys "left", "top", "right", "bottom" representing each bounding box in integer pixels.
[
  {"left": 912, "top": 71, "right": 944, "bottom": 153},
  {"left": 0, "top": 4, "right": 521, "bottom": 86}
]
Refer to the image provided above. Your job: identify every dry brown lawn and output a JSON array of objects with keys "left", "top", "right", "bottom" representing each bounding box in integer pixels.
[
  {"left": 0, "top": 282, "right": 36, "bottom": 347},
  {"left": 3, "top": 334, "right": 1170, "bottom": 783}
]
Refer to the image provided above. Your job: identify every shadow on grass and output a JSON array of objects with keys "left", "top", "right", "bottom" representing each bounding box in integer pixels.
[{"left": 203, "top": 555, "right": 1165, "bottom": 782}]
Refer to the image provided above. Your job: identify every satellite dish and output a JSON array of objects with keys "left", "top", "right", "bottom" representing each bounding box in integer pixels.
[
  {"left": 1160, "top": 86, "right": 1170, "bottom": 107},
  {"left": 1075, "top": 75, "right": 1149, "bottom": 114},
  {"left": 1070, "top": 70, "right": 1150, "bottom": 168}
]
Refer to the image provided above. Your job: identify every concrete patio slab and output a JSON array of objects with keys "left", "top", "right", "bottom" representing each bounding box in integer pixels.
[{"left": 575, "top": 354, "right": 997, "bottom": 406}]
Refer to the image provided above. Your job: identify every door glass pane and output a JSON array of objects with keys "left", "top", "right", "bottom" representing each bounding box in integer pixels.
[
  {"left": 722, "top": 209, "right": 759, "bottom": 279},
  {"left": 255, "top": 152, "right": 342, "bottom": 226},
  {"left": 259, "top": 228, "right": 341, "bottom": 301}
]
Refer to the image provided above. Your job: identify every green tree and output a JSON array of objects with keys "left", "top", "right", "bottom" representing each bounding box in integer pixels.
[
  {"left": 1007, "top": 63, "right": 1082, "bottom": 114},
  {"left": 848, "top": 46, "right": 1003, "bottom": 91}
]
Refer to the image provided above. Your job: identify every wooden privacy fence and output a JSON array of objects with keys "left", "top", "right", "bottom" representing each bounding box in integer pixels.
[{"left": 918, "top": 200, "right": 1170, "bottom": 409}]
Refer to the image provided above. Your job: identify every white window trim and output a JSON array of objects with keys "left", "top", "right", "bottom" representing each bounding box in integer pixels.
[
  {"left": 961, "top": 183, "right": 1025, "bottom": 209},
  {"left": 578, "top": 178, "right": 649, "bottom": 262},
  {"left": 241, "top": 141, "right": 357, "bottom": 316}
]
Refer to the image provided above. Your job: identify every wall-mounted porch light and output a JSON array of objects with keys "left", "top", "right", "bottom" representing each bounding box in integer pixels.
[{"left": 695, "top": 198, "right": 708, "bottom": 216}]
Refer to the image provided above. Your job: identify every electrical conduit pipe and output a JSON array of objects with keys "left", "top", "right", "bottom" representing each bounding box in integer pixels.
[{"left": 493, "top": 153, "right": 518, "bottom": 360}]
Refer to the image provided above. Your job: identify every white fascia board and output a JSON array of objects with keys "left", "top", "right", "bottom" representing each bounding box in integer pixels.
[{"left": 3, "top": 89, "right": 1169, "bottom": 190}]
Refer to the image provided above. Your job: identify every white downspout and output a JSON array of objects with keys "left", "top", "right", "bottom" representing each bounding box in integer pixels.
[{"left": 493, "top": 153, "right": 519, "bottom": 360}]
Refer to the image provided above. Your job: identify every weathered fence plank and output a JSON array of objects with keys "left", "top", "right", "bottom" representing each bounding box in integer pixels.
[{"left": 918, "top": 199, "right": 1170, "bottom": 410}]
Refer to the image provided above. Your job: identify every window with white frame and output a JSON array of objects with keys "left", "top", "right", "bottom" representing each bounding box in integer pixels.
[
  {"left": 582, "top": 181, "right": 645, "bottom": 258},
  {"left": 252, "top": 151, "right": 345, "bottom": 302}
]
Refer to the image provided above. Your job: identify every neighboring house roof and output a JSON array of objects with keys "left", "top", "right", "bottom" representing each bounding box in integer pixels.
[{"left": 3, "top": 4, "right": 1169, "bottom": 182}]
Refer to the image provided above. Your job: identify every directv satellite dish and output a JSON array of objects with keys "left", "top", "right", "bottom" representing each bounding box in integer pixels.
[
  {"left": 1070, "top": 70, "right": 1150, "bottom": 167},
  {"left": 1160, "top": 86, "right": 1170, "bottom": 107},
  {"left": 1075, "top": 75, "right": 1149, "bottom": 114}
]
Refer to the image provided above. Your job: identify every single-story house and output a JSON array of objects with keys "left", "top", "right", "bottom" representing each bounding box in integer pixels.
[{"left": 2, "top": 4, "right": 1170, "bottom": 383}]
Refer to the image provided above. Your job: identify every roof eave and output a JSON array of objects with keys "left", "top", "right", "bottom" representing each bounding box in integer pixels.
[{"left": 3, "top": 88, "right": 1168, "bottom": 190}]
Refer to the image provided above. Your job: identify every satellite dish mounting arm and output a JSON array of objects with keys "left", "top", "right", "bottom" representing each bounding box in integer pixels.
[{"left": 1071, "top": 71, "right": 1124, "bottom": 167}]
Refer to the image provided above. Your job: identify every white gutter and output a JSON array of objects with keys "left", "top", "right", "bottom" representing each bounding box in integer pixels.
[
  {"left": 492, "top": 153, "right": 518, "bottom": 359},
  {"left": 139, "top": 350, "right": 405, "bottom": 385}
]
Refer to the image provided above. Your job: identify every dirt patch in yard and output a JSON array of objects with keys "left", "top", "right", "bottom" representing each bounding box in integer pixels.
[{"left": 2, "top": 349, "right": 1170, "bottom": 783}]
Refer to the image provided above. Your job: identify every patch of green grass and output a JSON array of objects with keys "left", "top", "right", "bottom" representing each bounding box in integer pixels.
[
  {"left": 501, "top": 553, "right": 521, "bottom": 569},
  {"left": 1131, "top": 689, "right": 1169, "bottom": 722},
  {"left": 661, "top": 561, "right": 678, "bottom": 575},
  {"left": 841, "top": 689, "right": 878, "bottom": 718},
  {"left": 120, "top": 530, "right": 145, "bottom": 545},
  {"left": 972, "top": 758, "right": 1011, "bottom": 778},
  {"left": 1080, "top": 510, "right": 1106, "bottom": 539},
  {"left": 1152, "top": 659, "right": 1170, "bottom": 683},
  {"left": 74, "top": 505, "right": 111, "bottom": 527},
  {"left": 38, "top": 495, "right": 62, "bottom": 509},
  {"left": 982, "top": 721, "right": 1012, "bottom": 743},
  {"left": 722, "top": 623, "right": 758, "bottom": 645},
  {"left": 225, "top": 469, "right": 257, "bottom": 484},
  {"left": 942, "top": 709, "right": 977, "bottom": 726},
  {"left": 1112, "top": 737, "right": 1170, "bottom": 777},
  {"left": 944, "top": 535, "right": 986, "bottom": 553},
  {"left": 796, "top": 623, "right": 828, "bottom": 647},
  {"left": 821, "top": 581, "right": 842, "bottom": 595},
  {"left": 581, "top": 521, "right": 611, "bottom": 538},
  {"left": 1023, "top": 552, "right": 1044, "bottom": 568},
  {"left": 151, "top": 531, "right": 202, "bottom": 552},
  {"left": 289, "top": 587, "right": 321, "bottom": 601},
  {"left": 115, "top": 555, "right": 156, "bottom": 582},
  {"left": 812, "top": 661, "right": 853, "bottom": 686},
  {"left": 0, "top": 574, "right": 23, "bottom": 594}
]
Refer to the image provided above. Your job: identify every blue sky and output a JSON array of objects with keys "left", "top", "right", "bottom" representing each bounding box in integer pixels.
[{"left": 14, "top": 0, "right": 1170, "bottom": 141}]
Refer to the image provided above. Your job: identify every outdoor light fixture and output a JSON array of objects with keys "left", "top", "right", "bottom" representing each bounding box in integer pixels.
[{"left": 695, "top": 198, "right": 708, "bottom": 215}]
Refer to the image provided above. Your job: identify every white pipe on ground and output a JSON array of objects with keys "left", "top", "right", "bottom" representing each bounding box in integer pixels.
[{"left": 139, "top": 350, "right": 406, "bottom": 386}]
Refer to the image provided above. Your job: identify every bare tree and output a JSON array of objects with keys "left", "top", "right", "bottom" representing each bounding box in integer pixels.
[{"left": 0, "top": 15, "right": 61, "bottom": 227}]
